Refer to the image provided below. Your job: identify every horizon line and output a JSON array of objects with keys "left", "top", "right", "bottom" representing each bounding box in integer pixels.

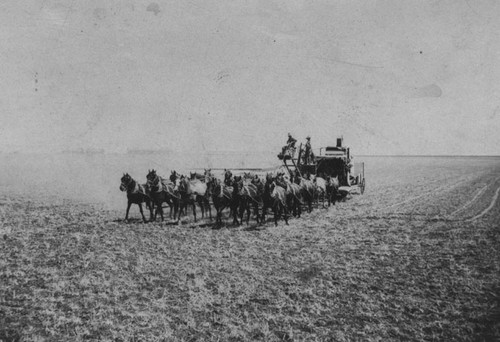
[{"left": 1, "top": 151, "right": 499, "bottom": 157}]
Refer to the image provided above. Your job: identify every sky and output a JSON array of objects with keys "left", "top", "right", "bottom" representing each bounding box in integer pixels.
[{"left": 0, "top": 0, "right": 499, "bottom": 155}]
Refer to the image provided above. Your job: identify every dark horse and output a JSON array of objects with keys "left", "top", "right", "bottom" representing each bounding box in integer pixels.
[
  {"left": 237, "top": 176, "right": 261, "bottom": 225},
  {"left": 119, "top": 173, "right": 153, "bottom": 222},
  {"left": 207, "top": 176, "right": 239, "bottom": 225},
  {"left": 326, "top": 175, "right": 340, "bottom": 206},
  {"left": 270, "top": 180, "right": 289, "bottom": 226},
  {"left": 260, "top": 173, "right": 275, "bottom": 223},
  {"left": 299, "top": 176, "right": 316, "bottom": 213},
  {"left": 233, "top": 176, "right": 262, "bottom": 225},
  {"left": 146, "top": 169, "right": 178, "bottom": 222},
  {"left": 286, "top": 173, "right": 303, "bottom": 218},
  {"left": 172, "top": 171, "right": 212, "bottom": 222}
]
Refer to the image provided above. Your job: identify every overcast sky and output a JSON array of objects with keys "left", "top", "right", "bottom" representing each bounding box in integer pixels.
[{"left": 1, "top": 0, "right": 499, "bottom": 155}]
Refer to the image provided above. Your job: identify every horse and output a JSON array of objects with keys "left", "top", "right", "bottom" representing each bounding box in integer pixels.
[
  {"left": 224, "top": 169, "right": 233, "bottom": 186},
  {"left": 146, "top": 169, "right": 178, "bottom": 221},
  {"left": 237, "top": 177, "right": 261, "bottom": 225},
  {"left": 243, "top": 171, "right": 258, "bottom": 180},
  {"left": 326, "top": 175, "right": 340, "bottom": 206},
  {"left": 207, "top": 176, "right": 239, "bottom": 225},
  {"left": 190, "top": 171, "right": 206, "bottom": 181},
  {"left": 314, "top": 176, "right": 328, "bottom": 208},
  {"left": 119, "top": 173, "right": 153, "bottom": 223},
  {"left": 270, "top": 181, "right": 289, "bottom": 226},
  {"left": 170, "top": 170, "right": 180, "bottom": 183},
  {"left": 173, "top": 175, "right": 197, "bottom": 222},
  {"left": 260, "top": 173, "right": 276, "bottom": 223},
  {"left": 275, "top": 172, "right": 301, "bottom": 218},
  {"left": 286, "top": 174, "right": 303, "bottom": 218},
  {"left": 174, "top": 174, "right": 213, "bottom": 222},
  {"left": 298, "top": 176, "right": 316, "bottom": 213}
]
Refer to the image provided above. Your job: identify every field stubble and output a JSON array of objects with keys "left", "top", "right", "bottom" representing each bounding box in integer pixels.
[{"left": 1, "top": 156, "right": 500, "bottom": 341}]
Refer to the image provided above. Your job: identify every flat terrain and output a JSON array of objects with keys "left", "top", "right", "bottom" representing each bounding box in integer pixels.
[{"left": 1, "top": 156, "right": 499, "bottom": 341}]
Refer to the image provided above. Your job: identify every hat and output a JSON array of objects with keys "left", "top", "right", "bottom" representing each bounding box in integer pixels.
[{"left": 306, "top": 136, "right": 311, "bottom": 139}]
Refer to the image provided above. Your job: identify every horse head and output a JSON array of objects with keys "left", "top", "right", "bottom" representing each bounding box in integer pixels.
[
  {"left": 205, "top": 174, "right": 217, "bottom": 196},
  {"left": 270, "top": 181, "right": 280, "bottom": 198},
  {"left": 120, "top": 173, "right": 133, "bottom": 192},
  {"left": 224, "top": 169, "right": 233, "bottom": 186},
  {"left": 146, "top": 169, "right": 156, "bottom": 180},
  {"left": 204, "top": 168, "right": 213, "bottom": 181},
  {"left": 208, "top": 177, "right": 223, "bottom": 197},
  {"left": 327, "top": 175, "right": 339, "bottom": 189},
  {"left": 146, "top": 169, "right": 160, "bottom": 189},
  {"left": 251, "top": 174, "right": 261, "bottom": 185},
  {"left": 173, "top": 175, "right": 188, "bottom": 194}
]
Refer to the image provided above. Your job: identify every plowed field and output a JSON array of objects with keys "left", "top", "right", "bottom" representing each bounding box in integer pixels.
[{"left": 1, "top": 155, "right": 499, "bottom": 341}]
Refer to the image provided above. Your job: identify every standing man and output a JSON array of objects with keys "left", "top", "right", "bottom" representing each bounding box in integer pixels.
[
  {"left": 286, "top": 133, "right": 297, "bottom": 149},
  {"left": 304, "top": 136, "right": 312, "bottom": 164}
]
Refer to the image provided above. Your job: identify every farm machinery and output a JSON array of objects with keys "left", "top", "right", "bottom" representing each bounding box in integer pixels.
[{"left": 278, "top": 137, "right": 365, "bottom": 197}]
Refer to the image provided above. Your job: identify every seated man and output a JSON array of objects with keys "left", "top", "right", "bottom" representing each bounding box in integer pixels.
[{"left": 281, "top": 133, "right": 297, "bottom": 159}]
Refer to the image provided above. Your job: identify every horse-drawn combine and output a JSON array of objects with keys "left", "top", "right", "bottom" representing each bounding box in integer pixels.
[
  {"left": 279, "top": 137, "right": 365, "bottom": 197},
  {"left": 119, "top": 137, "right": 365, "bottom": 226}
]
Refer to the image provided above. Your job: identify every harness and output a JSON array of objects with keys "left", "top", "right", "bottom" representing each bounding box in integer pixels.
[
  {"left": 240, "top": 182, "right": 261, "bottom": 204},
  {"left": 122, "top": 177, "right": 149, "bottom": 197},
  {"left": 286, "top": 183, "right": 304, "bottom": 204},
  {"left": 149, "top": 174, "right": 181, "bottom": 199}
]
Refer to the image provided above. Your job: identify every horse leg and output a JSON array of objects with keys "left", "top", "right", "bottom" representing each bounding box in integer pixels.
[
  {"left": 125, "top": 201, "right": 132, "bottom": 222},
  {"left": 166, "top": 197, "right": 173, "bottom": 219},
  {"left": 212, "top": 199, "right": 219, "bottom": 224},
  {"left": 153, "top": 200, "right": 161, "bottom": 222},
  {"left": 252, "top": 202, "right": 258, "bottom": 224},
  {"left": 206, "top": 198, "right": 212, "bottom": 220},
  {"left": 242, "top": 201, "right": 249, "bottom": 225},
  {"left": 176, "top": 201, "right": 183, "bottom": 222},
  {"left": 273, "top": 203, "right": 279, "bottom": 226},
  {"left": 238, "top": 200, "right": 244, "bottom": 225},
  {"left": 147, "top": 200, "right": 154, "bottom": 221},
  {"left": 197, "top": 197, "right": 204, "bottom": 219},
  {"left": 192, "top": 202, "right": 197, "bottom": 222},
  {"left": 218, "top": 206, "right": 225, "bottom": 225},
  {"left": 284, "top": 205, "right": 289, "bottom": 225},
  {"left": 232, "top": 201, "right": 239, "bottom": 225},
  {"left": 173, "top": 199, "right": 179, "bottom": 219},
  {"left": 158, "top": 202, "right": 165, "bottom": 222},
  {"left": 215, "top": 202, "right": 222, "bottom": 224},
  {"left": 261, "top": 202, "right": 269, "bottom": 223},
  {"left": 247, "top": 203, "right": 252, "bottom": 225},
  {"left": 138, "top": 203, "right": 147, "bottom": 223},
  {"left": 179, "top": 200, "right": 187, "bottom": 219}
]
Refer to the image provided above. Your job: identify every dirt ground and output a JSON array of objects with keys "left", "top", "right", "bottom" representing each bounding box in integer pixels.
[{"left": 1, "top": 156, "right": 499, "bottom": 341}]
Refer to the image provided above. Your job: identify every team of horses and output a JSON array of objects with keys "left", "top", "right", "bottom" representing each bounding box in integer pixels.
[{"left": 119, "top": 169, "right": 340, "bottom": 226}]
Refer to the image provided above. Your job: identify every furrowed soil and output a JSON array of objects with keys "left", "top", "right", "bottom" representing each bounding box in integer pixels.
[{"left": 1, "top": 155, "right": 499, "bottom": 341}]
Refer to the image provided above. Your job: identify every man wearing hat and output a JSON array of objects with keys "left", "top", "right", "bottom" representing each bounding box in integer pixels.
[
  {"left": 304, "top": 136, "right": 312, "bottom": 164},
  {"left": 282, "top": 133, "right": 297, "bottom": 159}
]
